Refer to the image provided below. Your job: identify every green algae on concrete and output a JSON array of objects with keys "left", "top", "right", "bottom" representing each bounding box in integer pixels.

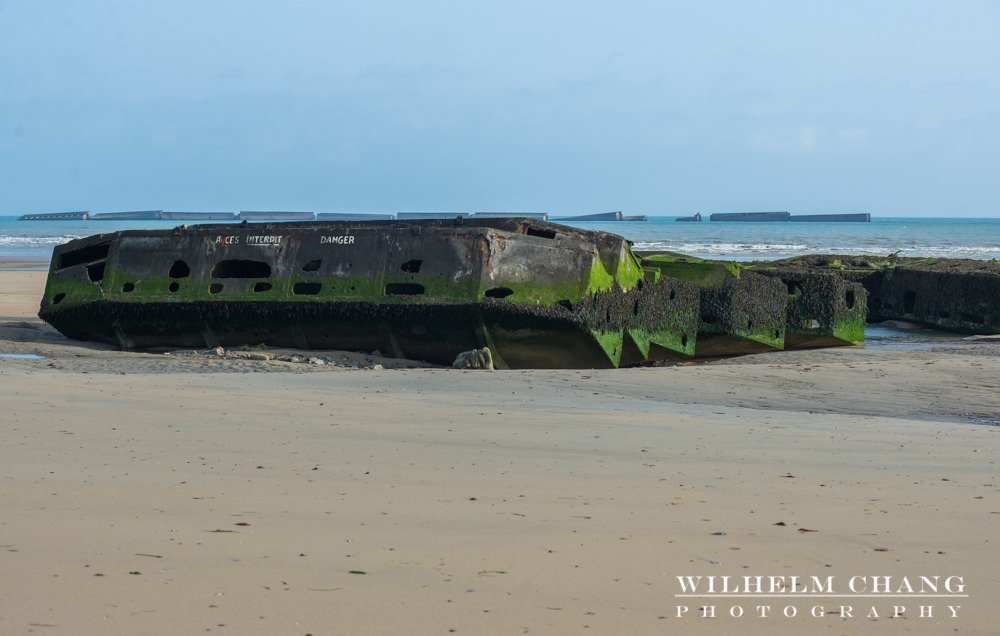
[
  {"left": 639, "top": 253, "right": 786, "bottom": 356},
  {"left": 749, "top": 265, "right": 867, "bottom": 348},
  {"left": 640, "top": 252, "right": 742, "bottom": 287},
  {"left": 39, "top": 219, "right": 701, "bottom": 368}
]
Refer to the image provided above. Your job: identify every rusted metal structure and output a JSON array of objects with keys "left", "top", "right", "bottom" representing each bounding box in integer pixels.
[{"left": 38, "top": 219, "right": 701, "bottom": 368}]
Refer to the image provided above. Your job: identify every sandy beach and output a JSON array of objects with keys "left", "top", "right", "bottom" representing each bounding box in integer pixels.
[{"left": 1, "top": 267, "right": 997, "bottom": 634}]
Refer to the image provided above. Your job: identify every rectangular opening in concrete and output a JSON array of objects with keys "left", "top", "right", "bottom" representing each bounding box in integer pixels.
[
  {"left": 57, "top": 243, "right": 110, "bottom": 269},
  {"left": 212, "top": 260, "right": 272, "bottom": 279}
]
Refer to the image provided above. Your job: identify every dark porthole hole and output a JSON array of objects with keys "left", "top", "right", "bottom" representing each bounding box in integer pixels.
[
  {"left": 384, "top": 283, "right": 424, "bottom": 296},
  {"left": 254, "top": 282, "right": 272, "bottom": 293},
  {"left": 168, "top": 281, "right": 180, "bottom": 293},
  {"left": 632, "top": 300, "right": 640, "bottom": 316},
  {"left": 785, "top": 280, "right": 802, "bottom": 296},
  {"left": 86, "top": 262, "right": 106, "bottom": 283},
  {"left": 301, "top": 259, "right": 322, "bottom": 272},
  {"left": 485, "top": 287, "right": 514, "bottom": 299},
  {"left": 845, "top": 289, "right": 856, "bottom": 309},
  {"left": 681, "top": 334, "right": 688, "bottom": 347},
  {"left": 122, "top": 282, "right": 135, "bottom": 292},
  {"left": 350, "top": 286, "right": 356, "bottom": 291},
  {"left": 56, "top": 243, "right": 110, "bottom": 270},
  {"left": 400, "top": 259, "right": 422, "bottom": 273},
  {"left": 293, "top": 282, "right": 322, "bottom": 295},
  {"left": 209, "top": 283, "right": 223, "bottom": 294},
  {"left": 774, "top": 329, "right": 781, "bottom": 339},
  {"left": 52, "top": 293, "right": 66, "bottom": 305},
  {"left": 746, "top": 318, "right": 753, "bottom": 330},
  {"left": 557, "top": 299, "right": 573, "bottom": 312},
  {"left": 669, "top": 288, "right": 676, "bottom": 300},
  {"left": 169, "top": 260, "right": 191, "bottom": 279}
]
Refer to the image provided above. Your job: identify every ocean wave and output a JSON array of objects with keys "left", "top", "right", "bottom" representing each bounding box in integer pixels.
[
  {"left": 634, "top": 241, "right": 1000, "bottom": 254},
  {"left": 632, "top": 241, "right": 1000, "bottom": 258},
  {"left": 633, "top": 242, "right": 809, "bottom": 253},
  {"left": 2, "top": 227, "right": 998, "bottom": 261},
  {"left": 0, "top": 235, "right": 84, "bottom": 247}
]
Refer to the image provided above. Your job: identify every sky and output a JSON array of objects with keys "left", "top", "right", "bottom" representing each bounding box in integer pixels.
[{"left": 1, "top": 1, "right": 998, "bottom": 217}]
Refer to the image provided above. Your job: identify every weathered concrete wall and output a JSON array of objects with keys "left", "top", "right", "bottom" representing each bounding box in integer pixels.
[
  {"left": 750, "top": 265, "right": 867, "bottom": 348},
  {"left": 695, "top": 271, "right": 787, "bottom": 355},
  {"left": 762, "top": 255, "right": 999, "bottom": 335},
  {"left": 38, "top": 219, "right": 701, "bottom": 368},
  {"left": 639, "top": 254, "right": 787, "bottom": 355},
  {"left": 868, "top": 267, "right": 998, "bottom": 333}
]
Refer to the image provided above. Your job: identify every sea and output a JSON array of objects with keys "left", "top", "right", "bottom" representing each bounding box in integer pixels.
[{"left": 2, "top": 215, "right": 998, "bottom": 264}]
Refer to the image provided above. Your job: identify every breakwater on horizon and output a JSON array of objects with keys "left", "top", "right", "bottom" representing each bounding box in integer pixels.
[{"left": 2, "top": 215, "right": 999, "bottom": 262}]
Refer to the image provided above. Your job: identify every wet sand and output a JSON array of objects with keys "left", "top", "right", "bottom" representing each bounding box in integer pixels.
[{"left": 1, "top": 269, "right": 998, "bottom": 634}]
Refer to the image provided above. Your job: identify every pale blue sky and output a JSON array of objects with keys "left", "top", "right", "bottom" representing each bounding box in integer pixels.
[{"left": 1, "top": 1, "right": 998, "bottom": 216}]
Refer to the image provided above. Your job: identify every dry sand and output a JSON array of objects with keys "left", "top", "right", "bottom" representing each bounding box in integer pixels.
[{"left": 1, "top": 269, "right": 997, "bottom": 635}]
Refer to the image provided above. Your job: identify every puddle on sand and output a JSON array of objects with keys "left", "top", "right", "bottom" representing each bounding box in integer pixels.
[
  {"left": 969, "top": 417, "right": 1000, "bottom": 427},
  {"left": 863, "top": 321, "right": 966, "bottom": 351},
  {"left": 0, "top": 353, "right": 45, "bottom": 360}
]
